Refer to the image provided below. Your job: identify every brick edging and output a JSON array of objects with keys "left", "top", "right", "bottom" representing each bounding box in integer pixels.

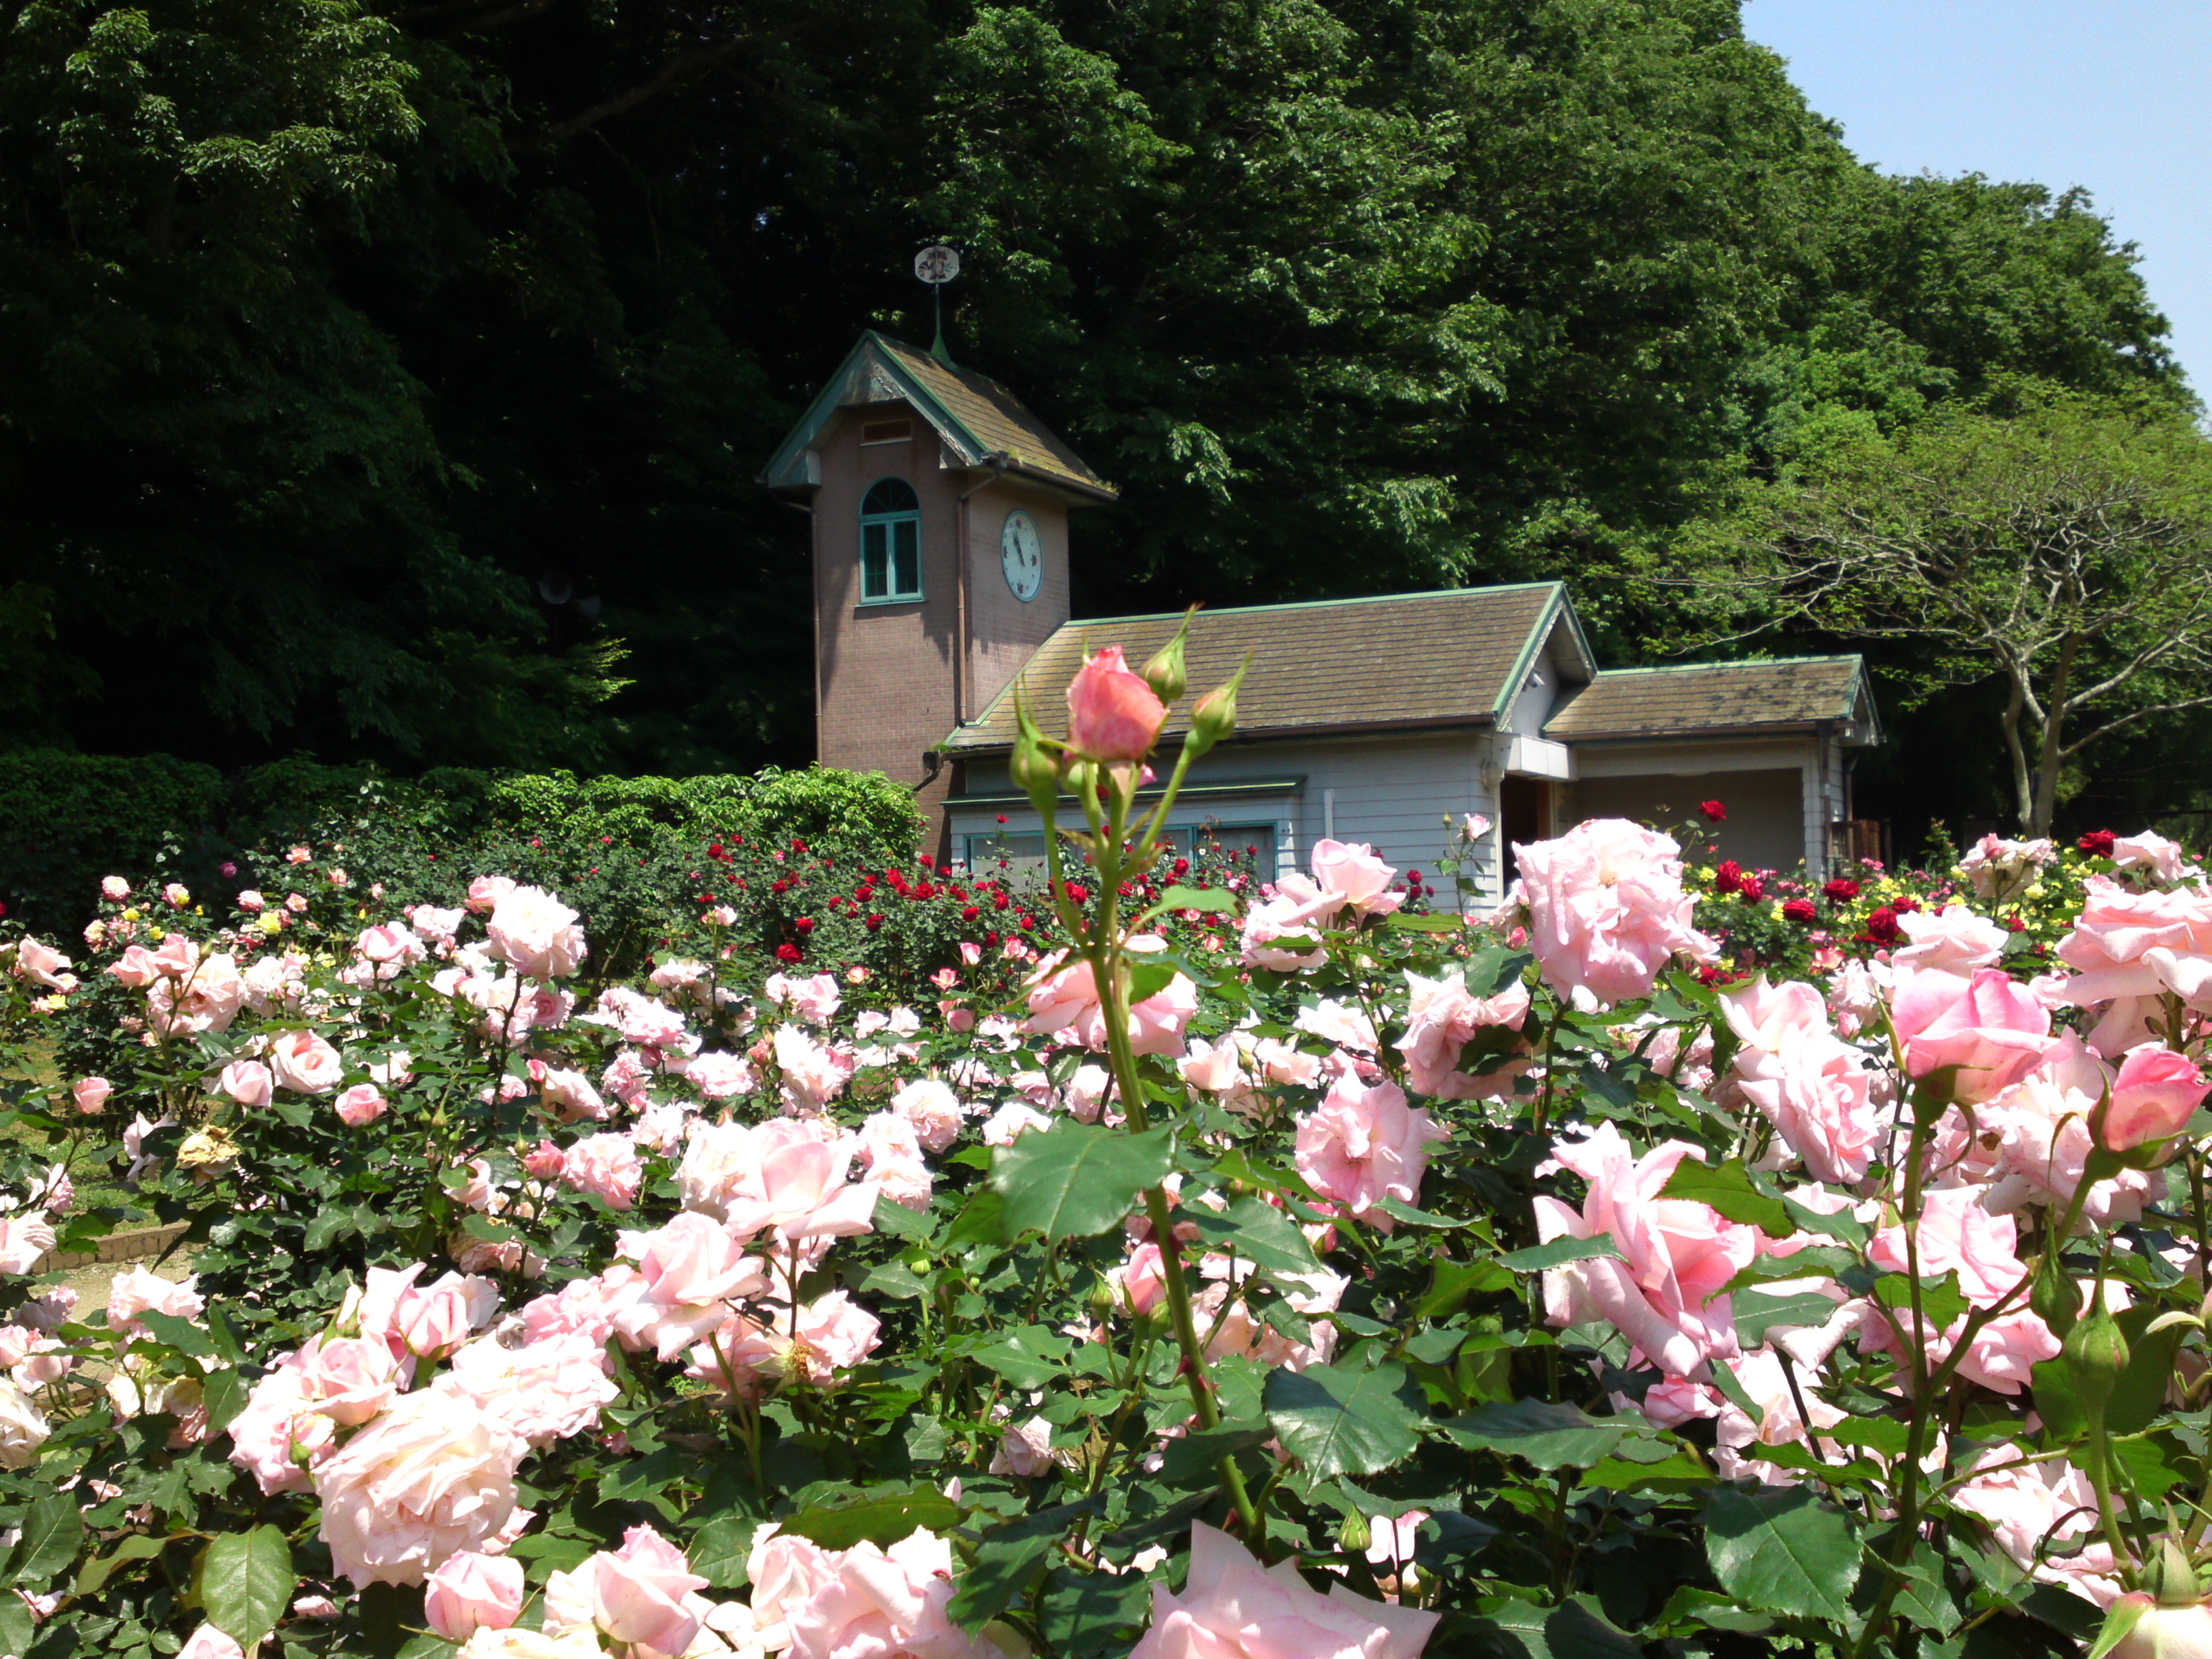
[{"left": 35, "top": 1221, "right": 190, "bottom": 1275}]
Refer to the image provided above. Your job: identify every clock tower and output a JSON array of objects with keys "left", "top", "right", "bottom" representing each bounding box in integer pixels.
[{"left": 760, "top": 333, "right": 1117, "bottom": 848}]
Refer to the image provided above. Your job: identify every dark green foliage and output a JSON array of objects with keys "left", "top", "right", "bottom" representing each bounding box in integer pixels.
[{"left": 0, "top": 0, "right": 2190, "bottom": 795}]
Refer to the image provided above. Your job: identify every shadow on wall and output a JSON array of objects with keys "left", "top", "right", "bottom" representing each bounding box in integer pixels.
[{"left": 1572, "top": 768, "right": 1805, "bottom": 873}]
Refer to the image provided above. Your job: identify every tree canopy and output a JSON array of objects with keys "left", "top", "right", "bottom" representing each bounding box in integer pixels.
[{"left": 0, "top": 0, "right": 2194, "bottom": 824}]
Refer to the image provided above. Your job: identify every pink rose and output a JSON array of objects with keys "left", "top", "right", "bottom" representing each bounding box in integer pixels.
[
  {"left": 217, "top": 1060, "right": 274, "bottom": 1109},
  {"left": 537, "top": 1066, "right": 608, "bottom": 1121},
  {"left": 14, "top": 938, "right": 74, "bottom": 990},
  {"left": 108, "top": 945, "right": 161, "bottom": 987},
  {"left": 523, "top": 1139, "right": 568, "bottom": 1180},
  {"left": 771, "top": 1024, "right": 858, "bottom": 1113},
  {"left": 236, "top": 889, "right": 266, "bottom": 912},
  {"left": 486, "top": 886, "right": 587, "bottom": 980},
  {"left": 150, "top": 933, "right": 200, "bottom": 976},
  {"left": 889, "top": 1078, "right": 963, "bottom": 1153},
  {"left": 1861, "top": 1188, "right": 2056, "bottom": 1394},
  {"left": 176, "top": 1625, "right": 246, "bottom": 1659},
  {"left": 562, "top": 1133, "right": 644, "bottom": 1212},
  {"left": 335, "top": 1084, "right": 388, "bottom": 1126},
  {"left": 434, "top": 1330, "right": 619, "bottom": 1448},
  {"left": 764, "top": 970, "right": 841, "bottom": 1025},
  {"left": 1515, "top": 819, "right": 1717, "bottom": 1006},
  {"left": 1308, "top": 839, "right": 1406, "bottom": 917},
  {"left": 716, "top": 1121, "right": 880, "bottom": 1245},
  {"left": 1065, "top": 644, "right": 1167, "bottom": 762},
  {"left": 1534, "top": 1121, "right": 1758, "bottom": 1378},
  {"left": 1129, "top": 1522, "right": 1437, "bottom": 1659},
  {"left": 311, "top": 1389, "right": 525, "bottom": 1586},
  {"left": 71, "top": 1076, "right": 111, "bottom": 1115},
  {"left": 101, "top": 876, "right": 130, "bottom": 901},
  {"left": 299, "top": 1334, "right": 403, "bottom": 1425},
  {"left": 268, "top": 1029, "right": 345, "bottom": 1095},
  {"left": 0, "top": 1214, "right": 57, "bottom": 1277},
  {"left": 1395, "top": 968, "right": 1531, "bottom": 1099},
  {"left": 544, "top": 1524, "right": 707, "bottom": 1659},
  {"left": 2108, "top": 1596, "right": 2212, "bottom": 1659},
  {"left": 1952, "top": 1447, "right": 2122, "bottom": 1606},
  {"left": 425, "top": 1549, "right": 526, "bottom": 1641},
  {"left": 1892, "top": 904, "right": 2009, "bottom": 974},
  {"left": 1889, "top": 967, "right": 2055, "bottom": 1104},
  {"left": 610, "top": 1212, "right": 770, "bottom": 1360},
  {"left": 771, "top": 1527, "right": 979, "bottom": 1659},
  {"left": 1023, "top": 944, "right": 1196, "bottom": 1058},
  {"left": 2102, "top": 1042, "right": 2210, "bottom": 1150},
  {"left": 1237, "top": 880, "right": 1335, "bottom": 970},
  {"left": 358, "top": 1264, "right": 500, "bottom": 1361},
  {"left": 1293, "top": 1074, "right": 1450, "bottom": 1229}
]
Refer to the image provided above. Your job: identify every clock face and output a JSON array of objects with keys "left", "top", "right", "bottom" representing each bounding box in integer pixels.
[{"left": 1000, "top": 510, "right": 1043, "bottom": 602}]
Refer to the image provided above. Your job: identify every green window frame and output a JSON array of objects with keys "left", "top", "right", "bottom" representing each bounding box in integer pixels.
[{"left": 859, "top": 476, "right": 923, "bottom": 602}]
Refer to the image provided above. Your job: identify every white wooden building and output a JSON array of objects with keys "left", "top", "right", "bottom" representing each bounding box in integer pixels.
[{"left": 765, "top": 334, "right": 1883, "bottom": 897}]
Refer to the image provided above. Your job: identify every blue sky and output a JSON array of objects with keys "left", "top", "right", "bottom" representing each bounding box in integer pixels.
[{"left": 1740, "top": 1, "right": 2211, "bottom": 396}]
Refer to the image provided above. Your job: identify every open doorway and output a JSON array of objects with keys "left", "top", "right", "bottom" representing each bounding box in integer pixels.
[{"left": 1499, "top": 774, "right": 1550, "bottom": 887}]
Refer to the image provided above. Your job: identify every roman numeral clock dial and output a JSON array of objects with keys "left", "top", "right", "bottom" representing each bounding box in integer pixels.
[{"left": 1000, "top": 509, "right": 1042, "bottom": 602}]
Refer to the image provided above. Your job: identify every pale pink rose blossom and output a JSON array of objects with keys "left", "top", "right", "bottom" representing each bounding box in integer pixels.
[
  {"left": 485, "top": 886, "right": 587, "bottom": 980},
  {"left": 268, "top": 1029, "right": 345, "bottom": 1095},
  {"left": 410, "top": 904, "right": 469, "bottom": 944},
  {"left": 1713, "top": 1349, "right": 1851, "bottom": 1485},
  {"left": 1293, "top": 1074, "right": 1449, "bottom": 1229},
  {"left": 1065, "top": 644, "right": 1167, "bottom": 762},
  {"left": 544, "top": 1524, "right": 707, "bottom": 1659},
  {"left": 311, "top": 1389, "right": 526, "bottom": 1586},
  {"left": 1859, "top": 1187, "right": 2056, "bottom": 1394},
  {"left": 1308, "top": 839, "right": 1406, "bottom": 918},
  {"left": 425, "top": 1549, "right": 527, "bottom": 1642},
  {"left": 1295, "top": 997, "right": 1380, "bottom": 1054},
  {"left": 1891, "top": 904, "right": 2010, "bottom": 974},
  {"left": 989, "top": 1415, "right": 1060, "bottom": 1477},
  {"left": 685, "top": 1050, "right": 755, "bottom": 1100},
  {"left": 1237, "top": 880, "right": 1336, "bottom": 971},
  {"left": 981, "top": 1101, "right": 1054, "bottom": 1145},
  {"left": 14, "top": 937, "right": 75, "bottom": 991},
  {"left": 466, "top": 874, "right": 515, "bottom": 911},
  {"left": 1960, "top": 834, "right": 2057, "bottom": 900},
  {"left": 358, "top": 1264, "right": 500, "bottom": 1361},
  {"left": 1515, "top": 819, "right": 1717, "bottom": 1006},
  {"left": 285, "top": 892, "right": 309, "bottom": 914},
  {"left": 855, "top": 1112, "right": 934, "bottom": 1210},
  {"left": 523, "top": 1140, "right": 568, "bottom": 1181},
  {"left": 562, "top": 1133, "right": 645, "bottom": 1211},
  {"left": 297, "top": 1334, "right": 405, "bottom": 1426},
  {"left": 162, "top": 882, "right": 192, "bottom": 907},
  {"left": 146, "top": 952, "right": 245, "bottom": 1036},
  {"left": 2101, "top": 1041, "right": 2209, "bottom": 1150},
  {"left": 1889, "top": 967, "right": 2056, "bottom": 1104},
  {"left": 108, "top": 945, "right": 162, "bottom": 987},
  {"left": 764, "top": 971, "right": 842, "bottom": 1025},
  {"left": 890, "top": 1077, "right": 963, "bottom": 1152},
  {"left": 1395, "top": 968, "right": 1532, "bottom": 1099},
  {"left": 102, "top": 875, "right": 131, "bottom": 900},
  {"left": 433, "top": 1331, "right": 620, "bottom": 1447},
  {"left": 537, "top": 1065, "right": 608, "bottom": 1121},
  {"left": 2110, "top": 831, "right": 2200, "bottom": 884},
  {"left": 609, "top": 1212, "right": 770, "bottom": 1360},
  {"left": 1951, "top": 1447, "right": 2122, "bottom": 1607},
  {"left": 772, "top": 1024, "right": 858, "bottom": 1113},
  {"left": 106, "top": 1264, "right": 203, "bottom": 1333},
  {"left": 1965, "top": 1033, "right": 2163, "bottom": 1226},
  {"left": 1534, "top": 1121, "right": 1757, "bottom": 1378},
  {"left": 700, "top": 1120, "right": 879, "bottom": 1245},
  {"left": 176, "top": 1623, "right": 247, "bottom": 1659},
  {"left": 335, "top": 1084, "right": 388, "bottom": 1126},
  {"left": 72, "top": 1076, "right": 112, "bottom": 1115},
  {"left": 1024, "top": 944, "right": 1196, "bottom": 1058},
  {"left": 236, "top": 889, "right": 266, "bottom": 912},
  {"left": 327, "top": 867, "right": 348, "bottom": 887},
  {"left": 1129, "top": 1522, "right": 1438, "bottom": 1659},
  {"left": 0, "top": 1214, "right": 56, "bottom": 1278},
  {"left": 151, "top": 933, "right": 201, "bottom": 976}
]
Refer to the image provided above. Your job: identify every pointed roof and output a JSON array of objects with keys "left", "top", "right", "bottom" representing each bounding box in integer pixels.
[
  {"left": 760, "top": 332, "right": 1116, "bottom": 501},
  {"left": 940, "top": 584, "right": 1592, "bottom": 754},
  {"left": 1542, "top": 656, "right": 1881, "bottom": 744}
]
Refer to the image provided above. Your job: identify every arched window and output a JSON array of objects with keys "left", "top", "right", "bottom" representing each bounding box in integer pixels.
[{"left": 859, "top": 476, "right": 922, "bottom": 602}]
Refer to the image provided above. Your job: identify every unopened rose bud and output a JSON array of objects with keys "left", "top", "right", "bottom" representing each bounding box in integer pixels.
[
  {"left": 1065, "top": 645, "right": 1167, "bottom": 763},
  {"left": 2063, "top": 1305, "right": 2130, "bottom": 1414},
  {"left": 1140, "top": 610, "right": 1193, "bottom": 703},
  {"left": 2029, "top": 1251, "right": 2078, "bottom": 1341},
  {"left": 2108, "top": 1592, "right": 2212, "bottom": 1659},
  {"left": 1184, "top": 653, "right": 1249, "bottom": 760},
  {"left": 1337, "top": 1510, "right": 1371, "bottom": 1554},
  {"left": 2147, "top": 1538, "right": 2204, "bottom": 1608}
]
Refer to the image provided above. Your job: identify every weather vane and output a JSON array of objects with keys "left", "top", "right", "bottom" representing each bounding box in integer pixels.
[{"left": 915, "top": 245, "right": 960, "bottom": 364}]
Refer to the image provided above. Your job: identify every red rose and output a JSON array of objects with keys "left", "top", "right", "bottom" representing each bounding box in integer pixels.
[
  {"left": 864, "top": 914, "right": 883, "bottom": 933},
  {"left": 794, "top": 917, "right": 814, "bottom": 934},
  {"left": 1822, "top": 878, "right": 1860, "bottom": 902},
  {"left": 1738, "top": 876, "right": 1766, "bottom": 902},
  {"left": 2078, "top": 830, "right": 2116, "bottom": 857},
  {"left": 1782, "top": 898, "right": 1816, "bottom": 923},
  {"left": 775, "top": 942, "right": 803, "bottom": 963},
  {"left": 1889, "top": 894, "right": 1921, "bottom": 914},
  {"left": 1864, "top": 906, "right": 1902, "bottom": 945},
  {"left": 1700, "top": 800, "right": 1727, "bottom": 822},
  {"left": 1713, "top": 859, "right": 1744, "bottom": 896}
]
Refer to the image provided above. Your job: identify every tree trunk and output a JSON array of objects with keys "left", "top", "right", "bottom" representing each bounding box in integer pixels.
[
  {"left": 2000, "top": 667, "right": 2034, "bottom": 835},
  {"left": 2029, "top": 634, "right": 2080, "bottom": 839}
]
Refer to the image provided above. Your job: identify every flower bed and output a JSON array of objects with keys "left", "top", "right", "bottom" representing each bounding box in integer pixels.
[{"left": 0, "top": 623, "right": 2206, "bottom": 1659}]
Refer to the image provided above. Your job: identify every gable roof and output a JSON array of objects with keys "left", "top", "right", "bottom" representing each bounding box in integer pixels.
[
  {"left": 1541, "top": 656, "right": 1880, "bottom": 744},
  {"left": 942, "top": 584, "right": 1592, "bottom": 754},
  {"left": 761, "top": 332, "right": 1116, "bottom": 501}
]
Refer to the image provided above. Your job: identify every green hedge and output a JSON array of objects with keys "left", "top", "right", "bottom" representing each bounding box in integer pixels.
[{"left": 0, "top": 751, "right": 923, "bottom": 942}]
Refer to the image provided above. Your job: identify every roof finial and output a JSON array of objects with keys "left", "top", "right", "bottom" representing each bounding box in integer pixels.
[{"left": 914, "top": 245, "right": 961, "bottom": 366}]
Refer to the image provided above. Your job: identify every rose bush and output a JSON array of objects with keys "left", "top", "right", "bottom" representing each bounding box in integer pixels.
[{"left": 0, "top": 621, "right": 2209, "bottom": 1657}]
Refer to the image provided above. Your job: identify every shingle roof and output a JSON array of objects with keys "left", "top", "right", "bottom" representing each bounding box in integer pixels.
[
  {"left": 943, "top": 585, "right": 1582, "bottom": 754},
  {"left": 1542, "top": 657, "right": 1873, "bottom": 742},
  {"left": 760, "top": 333, "right": 1115, "bottom": 501},
  {"left": 872, "top": 337, "right": 1114, "bottom": 499}
]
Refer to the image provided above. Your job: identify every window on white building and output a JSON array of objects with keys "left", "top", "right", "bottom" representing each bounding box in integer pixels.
[{"left": 963, "top": 821, "right": 1278, "bottom": 881}]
